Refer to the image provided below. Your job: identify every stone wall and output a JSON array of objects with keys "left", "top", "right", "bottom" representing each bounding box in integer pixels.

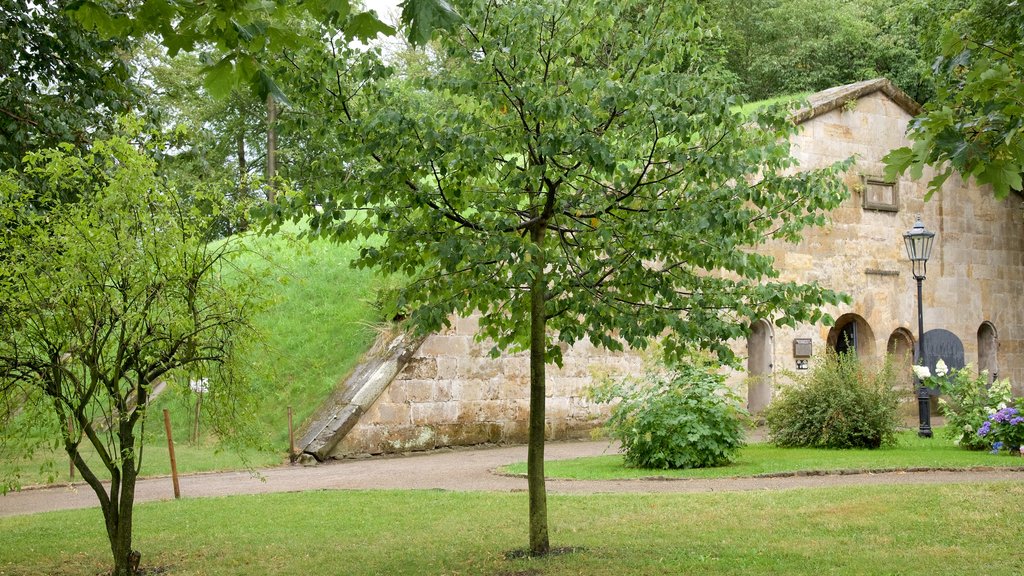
[{"left": 332, "top": 316, "right": 643, "bottom": 456}]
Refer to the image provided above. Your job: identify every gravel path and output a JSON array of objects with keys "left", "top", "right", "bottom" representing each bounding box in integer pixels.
[{"left": 2, "top": 439, "right": 1022, "bottom": 518}]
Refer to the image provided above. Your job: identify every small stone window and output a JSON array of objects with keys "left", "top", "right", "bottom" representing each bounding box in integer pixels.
[{"left": 861, "top": 175, "right": 899, "bottom": 212}]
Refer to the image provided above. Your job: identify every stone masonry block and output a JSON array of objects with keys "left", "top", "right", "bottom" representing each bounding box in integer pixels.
[
  {"left": 371, "top": 402, "right": 411, "bottom": 426},
  {"left": 457, "top": 356, "right": 503, "bottom": 380},
  {"left": 418, "top": 335, "right": 471, "bottom": 357},
  {"left": 410, "top": 402, "right": 459, "bottom": 425},
  {"left": 451, "top": 379, "right": 500, "bottom": 402},
  {"left": 454, "top": 314, "right": 480, "bottom": 335},
  {"left": 398, "top": 357, "right": 438, "bottom": 380},
  {"left": 436, "top": 357, "right": 458, "bottom": 379}
]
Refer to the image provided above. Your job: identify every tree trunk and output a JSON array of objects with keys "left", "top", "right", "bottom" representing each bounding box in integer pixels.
[
  {"left": 237, "top": 131, "right": 248, "bottom": 190},
  {"left": 109, "top": 424, "right": 140, "bottom": 576},
  {"left": 265, "top": 93, "right": 278, "bottom": 203},
  {"left": 527, "top": 224, "right": 550, "bottom": 556}
]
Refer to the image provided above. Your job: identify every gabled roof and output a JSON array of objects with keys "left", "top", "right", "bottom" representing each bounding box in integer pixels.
[{"left": 791, "top": 78, "right": 922, "bottom": 124}]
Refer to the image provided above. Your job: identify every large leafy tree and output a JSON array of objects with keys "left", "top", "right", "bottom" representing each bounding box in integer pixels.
[
  {"left": 268, "top": 0, "right": 849, "bottom": 555},
  {"left": 0, "top": 127, "right": 262, "bottom": 576},
  {"left": 884, "top": 0, "right": 1024, "bottom": 199},
  {"left": 0, "top": 0, "right": 137, "bottom": 170}
]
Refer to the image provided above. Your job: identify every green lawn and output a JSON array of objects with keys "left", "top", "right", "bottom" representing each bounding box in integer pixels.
[
  {"left": 502, "top": 428, "right": 1024, "bottom": 480},
  {"left": 2, "top": 484, "right": 1023, "bottom": 575}
]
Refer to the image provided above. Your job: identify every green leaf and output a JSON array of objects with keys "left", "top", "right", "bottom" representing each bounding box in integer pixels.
[
  {"left": 978, "top": 160, "right": 1023, "bottom": 200},
  {"left": 346, "top": 11, "right": 396, "bottom": 42},
  {"left": 399, "top": 0, "right": 462, "bottom": 46},
  {"left": 202, "top": 58, "right": 238, "bottom": 100},
  {"left": 882, "top": 147, "right": 914, "bottom": 182},
  {"left": 66, "top": 1, "right": 127, "bottom": 39}
]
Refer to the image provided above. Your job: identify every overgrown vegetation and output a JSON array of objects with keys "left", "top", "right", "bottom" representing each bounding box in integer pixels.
[
  {"left": 589, "top": 357, "right": 747, "bottom": 469},
  {"left": 764, "top": 352, "right": 903, "bottom": 449}
]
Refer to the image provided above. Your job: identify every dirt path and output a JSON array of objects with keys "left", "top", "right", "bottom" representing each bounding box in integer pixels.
[{"left": 2, "top": 439, "right": 1022, "bottom": 518}]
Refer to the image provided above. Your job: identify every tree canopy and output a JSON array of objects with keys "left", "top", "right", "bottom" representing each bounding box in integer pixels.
[
  {"left": 266, "top": 0, "right": 850, "bottom": 555},
  {"left": 884, "top": 0, "right": 1024, "bottom": 199},
  {"left": 0, "top": 0, "right": 137, "bottom": 169},
  {"left": 705, "top": 0, "right": 932, "bottom": 103}
]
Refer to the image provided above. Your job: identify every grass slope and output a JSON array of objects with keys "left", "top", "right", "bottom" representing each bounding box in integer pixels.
[{"left": 3, "top": 484, "right": 1023, "bottom": 575}]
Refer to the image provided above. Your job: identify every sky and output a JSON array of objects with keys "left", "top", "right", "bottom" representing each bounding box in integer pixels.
[{"left": 362, "top": 0, "right": 402, "bottom": 26}]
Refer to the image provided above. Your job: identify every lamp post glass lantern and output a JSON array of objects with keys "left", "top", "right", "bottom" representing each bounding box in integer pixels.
[{"left": 903, "top": 216, "right": 935, "bottom": 438}]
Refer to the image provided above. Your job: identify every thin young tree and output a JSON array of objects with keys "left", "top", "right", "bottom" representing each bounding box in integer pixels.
[
  {"left": 0, "top": 127, "right": 262, "bottom": 576},
  {"left": 271, "top": 0, "right": 849, "bottom": 555}
]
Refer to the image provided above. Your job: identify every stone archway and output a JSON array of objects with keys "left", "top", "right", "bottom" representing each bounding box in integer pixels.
[
  {"left": 827, "top": 313, "right": 876, "bottom": 358},
  {"left": 887, "top": 328, "right": 916, "bottom": 391},
  {"left": 746, "top": 319, "right": 774, "bottom": 414},
  {"left": 978, "top": 322, "right": 999, "bottom": 384}
]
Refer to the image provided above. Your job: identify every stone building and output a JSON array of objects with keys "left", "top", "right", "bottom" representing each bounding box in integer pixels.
[{"left": 299, "top": 79, "right": 1024, "bottom": 459}]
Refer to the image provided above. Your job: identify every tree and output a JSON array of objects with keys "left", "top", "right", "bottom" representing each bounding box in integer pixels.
[
  {"left": 884, "top": 0, "right": 1024, "bottom": 199},
  {"left": 266, "top": 0, "right": 849, "bottom": 555},
  {"left": 704, "top": 0, "right": 932, "bottom": 103},
  {"left": 0, "top": 125, "right": 262, "bottom": 576},
  {"left": 69, "top": 0, "right": 461, "bottom": 101},
  {"left": 144, "top": 47, "right": 268, "bottom": 235},
  {"left": 0, "top": 0, "right": 138, "bottom": 170}
]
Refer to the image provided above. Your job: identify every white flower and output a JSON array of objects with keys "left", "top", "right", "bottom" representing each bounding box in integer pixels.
[
  {"left": 963, "top": 424, "right": 973, "bottom": 433},
  {"left": 997, "top": 402, "right": 1007, "bottom": 410},
  {"left": 935, "top": 359, "right": 948, "bottom": 377},
  {"left": 912, "top": 365, "right": 931, "bottom": 380}
]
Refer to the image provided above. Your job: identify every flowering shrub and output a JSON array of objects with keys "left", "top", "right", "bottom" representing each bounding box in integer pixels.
[
  {"left": 935, "top": 365, "right": 1013, "bottom": 451},
  {"left": 589, "top": 359, "right": 747, "bottom": 469},
  {"left": 977, "top": 404, "right": 1024, "bottom": 454},
  {"left": 765, "top": 351, "right": 902, "bottom": 449}
]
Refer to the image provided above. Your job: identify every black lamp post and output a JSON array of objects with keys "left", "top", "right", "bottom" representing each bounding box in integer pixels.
[{"left": 903, "top": 216, "right": 935, "bottom": 438}]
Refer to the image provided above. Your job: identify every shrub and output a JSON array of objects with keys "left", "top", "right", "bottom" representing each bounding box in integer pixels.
[
  {"left": 764, "top": 351, "right": 902, "bottom": 449},
  {"left": 977, "top": 402, "right": 1024, "bottom": 454},
  {"left": 937, "top": 368, "right": 1013, "bottom": 451},
  {"left": 589, "top": 359, "right": 747, "bottom": 469}
]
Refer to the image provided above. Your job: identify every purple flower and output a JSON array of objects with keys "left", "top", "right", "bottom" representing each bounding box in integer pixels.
[
  {"left": 1011, "top": 417, "right": 1024, "bottom": 426},
  {"left": 978, "top": 421, "right": 992, "bottom": 436},
  {"left": 991, "top": 441, "right": 1005, "bottom": 455}
]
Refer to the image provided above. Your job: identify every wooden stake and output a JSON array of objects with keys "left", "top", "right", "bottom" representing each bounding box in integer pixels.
[
  {"left": 163, "top": 409, "right": 180, "bottom": 499},
  {"left": 191, "top": 393, "right": 202, "bottom": 443},
  {"left": 288, "top": 406, "right": 295, "bottom": 462},
  {"left": 67, "top": 416, "right": 75, "bottom": 481}
]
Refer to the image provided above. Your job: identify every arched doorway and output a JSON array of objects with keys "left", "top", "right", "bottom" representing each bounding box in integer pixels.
[
  {"left": 978, "top": 322, "right": 998, "bottom": 384},
  {"left": 887, "top": 328, "right": 916, "bottom": 391},
  {"left": 746, "top": 319, "right": 774, "bottom": 414},
  {"left": 827, "top": 313, "right": 876, "bottom": 358}
]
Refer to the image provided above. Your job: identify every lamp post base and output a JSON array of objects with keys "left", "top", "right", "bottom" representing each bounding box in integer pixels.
[{"left": 917, "top": 386, "right": 933, "bottom": 438}]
